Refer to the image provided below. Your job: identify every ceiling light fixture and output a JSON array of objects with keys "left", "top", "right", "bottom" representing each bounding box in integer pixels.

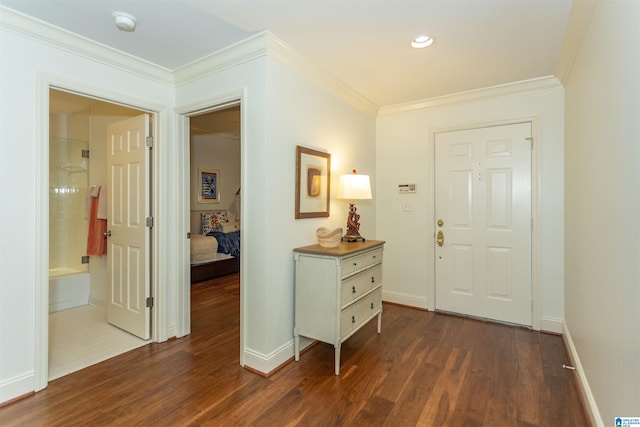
[
  {"left": 112, "top": 11, "right": 137, "bottom": 32},
  {"left": 411, "top": 35, "right": 435, "bottom": 49}
]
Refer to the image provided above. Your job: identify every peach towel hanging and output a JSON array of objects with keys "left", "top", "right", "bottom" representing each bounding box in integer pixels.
[{"left": 87, "top": 185, "right": 107, "bottom": 257}]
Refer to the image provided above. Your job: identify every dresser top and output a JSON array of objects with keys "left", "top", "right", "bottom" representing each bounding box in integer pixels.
[{"left": 294, "top": 240, "right": 385, "bottom": 257}]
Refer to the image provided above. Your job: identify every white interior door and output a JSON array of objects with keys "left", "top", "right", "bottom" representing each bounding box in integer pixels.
[
  {"left": 435, "top": 123, "right": 532, "bottom": 326},
  {"left": 106, "top": 114, "right": 151, "bottom": 339}
]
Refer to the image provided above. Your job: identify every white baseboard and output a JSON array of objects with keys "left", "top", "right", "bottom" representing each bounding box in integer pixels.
[
  {"left": 562, "top": 321, "right": 604, "bottom": 427},
  {"left": 540, "top": 316, "right": 563, "bottom": 334},
  {"left": 0, "top": 372, "right": 34, "bottom": 404},
  {"left": 382, "top": 290, "right": 428, "bottom": 309},
  {"left": 243, "top": 337, "right": 313, "bottom": 375}
]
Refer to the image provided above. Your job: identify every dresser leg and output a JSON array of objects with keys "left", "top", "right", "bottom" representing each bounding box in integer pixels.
[
  {"left": 377, "top": 312, "right": 382, "bottom": 333},
  {"left": 334, "top": 343, "right": 341, "bottom": 375}
]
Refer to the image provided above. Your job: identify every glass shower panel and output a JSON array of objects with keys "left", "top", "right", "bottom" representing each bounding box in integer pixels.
[{"left": 49, "top": 136, "right": 89, "bottom": 276}]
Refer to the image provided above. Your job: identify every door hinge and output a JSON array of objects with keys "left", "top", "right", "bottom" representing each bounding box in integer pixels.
[
  {"left": 146, "top": 136, "right": 153, "bottom": 147},
  {"left": 526, "top": 137, "right": 533, "bottom": 149},
  {"left": 187, "top": 232, "right": 191, "bottom": 239},
  {"left": 146, "top": 297, "right": 154, "bottom": 308},
  {"left": 531, "top": 300, "right": 534, "bottom": 312},
  {"left": 81, "top": 255, "right": 90, "bottom": 264},
  {"left": 146, "top": 216, "right": 153, "bottom": 228},
  {"left": 82, "top": 149, "right": 90, "bottom": 158},
  {"left": 531, "top": 219, "right": 534, "bottom": 230}
]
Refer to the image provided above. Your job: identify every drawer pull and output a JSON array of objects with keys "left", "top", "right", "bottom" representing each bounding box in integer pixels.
[
  {"left": 352, "top": 286, "right": 356, "bottom": 294},
  {"left": 353, "top": 262, "right": 358, "bottom": 267},
  {"left": 352, "top": 315, "right": 356, "bottom": 323},
  {"left": 370, "top": 302, "right": 374, "bottom": 309},
  {"left": 371, "top": 277, "right": 375, "bottom": 283}
]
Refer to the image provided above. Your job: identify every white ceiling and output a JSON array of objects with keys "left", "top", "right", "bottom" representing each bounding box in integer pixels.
[{"left": 1, "top": 0, "right": 573, "bottom": 107}]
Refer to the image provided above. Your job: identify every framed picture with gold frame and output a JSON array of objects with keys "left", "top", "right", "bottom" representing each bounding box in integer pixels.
[{"left": 295, "top": 146, "right": 330, "bottom": 218}]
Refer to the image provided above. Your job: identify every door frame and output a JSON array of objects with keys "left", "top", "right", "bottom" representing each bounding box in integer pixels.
[
  {"left": 429, "top": 117, "right": 541, "bottom": 331},
  {"left": 35, "top": 74, "right": 165, "bottom": 391},
  {"left": 174, "top": 90, "right": 246, "bottom": 366}
]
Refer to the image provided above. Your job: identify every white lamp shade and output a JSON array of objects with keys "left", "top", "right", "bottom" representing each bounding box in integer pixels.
[{"left": 337, "top": 174, "right": 372, "bottom": 200}]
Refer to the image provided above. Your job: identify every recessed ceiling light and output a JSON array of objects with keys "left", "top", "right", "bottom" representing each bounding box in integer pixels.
[
  {"left": 112, "top": 11, "right": 137, "bottom": 32},
  {"left": 411, "top": 35, "right": 435, "bottom": 49}
]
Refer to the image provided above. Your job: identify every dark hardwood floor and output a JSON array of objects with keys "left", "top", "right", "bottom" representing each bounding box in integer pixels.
[{"left": 1, "top": 273, "right": 589, "bottom": 426}]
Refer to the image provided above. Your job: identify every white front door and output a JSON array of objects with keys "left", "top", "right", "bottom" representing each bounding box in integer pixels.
[
  {"left": 106, "top": 114, "right": 151, "bottom": 339},
  {"left": 434, "top": 123, "right": 532, "bottom": 326}
]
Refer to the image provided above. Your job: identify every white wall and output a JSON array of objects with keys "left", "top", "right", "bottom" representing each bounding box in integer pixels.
[
  {"left": 175, "top": 35, "right": 377, "bottom": 372},
  {"left": 564, "top": 0, "right": 640, "bottom": 423},
  {"left": 0, "top": 19, "right": 173, "bottom": 401},
  {"left": 376, "top": 82, "right": 565, "bottom": 331}
]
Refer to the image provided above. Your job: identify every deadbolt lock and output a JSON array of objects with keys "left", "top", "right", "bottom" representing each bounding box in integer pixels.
[{"left": 437, "top": 219, "right": 444, "bottom": 227}]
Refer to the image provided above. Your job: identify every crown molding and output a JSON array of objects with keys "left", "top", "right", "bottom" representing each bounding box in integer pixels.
[
  {"left": 174, "top": 31, "right": 379, "bottom": 116},
  {"left": 0, "top": 5, "right": 174, "bottom": 86},
  {"left": 554, "top": 0, "right": 597, "bottom": 84},
  {"left": 379, "top": 76, "right": 563, "bottom": 116},
  {"left": 172, "top": 32, "right": 269, "bottom": 87},
  {"left": 264, "top": 32, "right": 379, "bottom": 116}
]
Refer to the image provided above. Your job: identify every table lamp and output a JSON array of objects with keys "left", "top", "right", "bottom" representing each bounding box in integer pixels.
[{"left": 337, "top": 169, "right": 372, "bottom": 242}]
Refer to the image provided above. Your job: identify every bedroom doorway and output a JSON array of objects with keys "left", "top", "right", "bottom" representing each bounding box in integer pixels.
[{"left": 188, "top": 104, "right": 241, "bottom": 324}]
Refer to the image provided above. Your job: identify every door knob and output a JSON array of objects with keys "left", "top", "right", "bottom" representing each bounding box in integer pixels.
[
  {"left": 103, "top": 230, "right": 112, "bottom": 237},
  {"left": 436, "top": 230, "right": 444, "bottom": 247}
]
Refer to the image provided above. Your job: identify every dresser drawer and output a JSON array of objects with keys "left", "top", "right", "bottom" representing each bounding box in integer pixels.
[
  {"left": 341, "top": 264, "right": 382, "bottom": 307},
  {"left": 341, "top": 248, "right": 383, "bottom": 278},
  {"left": 340, "top": 287, "right": 382, "bottom": 338}
]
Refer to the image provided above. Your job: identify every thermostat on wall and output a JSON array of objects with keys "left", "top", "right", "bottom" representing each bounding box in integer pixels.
[{"left": 398, "top": 183, "right": 416, "bottom": 193}]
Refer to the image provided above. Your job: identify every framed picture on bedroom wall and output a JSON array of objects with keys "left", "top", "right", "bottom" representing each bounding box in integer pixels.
[
  {"left": 198, "top": 168, "right": 220, "bottom": 204},
  {"left": 295, "top": 145, "right": 330, "bottom": 219}
]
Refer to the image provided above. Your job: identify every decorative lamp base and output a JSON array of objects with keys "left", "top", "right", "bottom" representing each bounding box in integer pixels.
[{"left": 343, "top": 202, "right": 365, "bottom": 242}]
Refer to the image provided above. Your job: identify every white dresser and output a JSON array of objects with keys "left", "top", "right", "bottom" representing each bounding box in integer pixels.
[{"left": 293, "top": 240, "right": 385, "bottom": 375}]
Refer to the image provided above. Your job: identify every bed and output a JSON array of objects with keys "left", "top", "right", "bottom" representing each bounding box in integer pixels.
[{"left": 190, "top": 211, "right": 240, "bottom": 283}]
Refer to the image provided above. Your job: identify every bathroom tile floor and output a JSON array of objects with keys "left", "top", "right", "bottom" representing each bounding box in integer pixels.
[{"left": 48, "top": 304, "right": 149, "bottom": 380}]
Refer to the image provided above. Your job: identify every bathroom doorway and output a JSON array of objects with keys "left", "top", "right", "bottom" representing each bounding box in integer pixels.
[{"left": 48, "top": 88, "right": 151, "bottom": 380}]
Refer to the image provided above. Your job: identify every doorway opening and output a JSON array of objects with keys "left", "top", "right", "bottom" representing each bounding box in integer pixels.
[
  {"left": 186, "top": 102, "right": 241, "bottom": 355},
  {"left": 47, "top": 88, "right": 153, "bottom": 380}
]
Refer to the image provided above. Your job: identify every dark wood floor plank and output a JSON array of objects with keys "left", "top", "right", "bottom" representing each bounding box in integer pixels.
[{"left": 0, "top": 274, "right": 589, "bottom": 426}]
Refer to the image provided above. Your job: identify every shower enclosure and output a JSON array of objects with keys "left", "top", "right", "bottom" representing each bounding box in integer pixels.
[{"left": 48, "top": 108, "right": 90, "bottom": 312}]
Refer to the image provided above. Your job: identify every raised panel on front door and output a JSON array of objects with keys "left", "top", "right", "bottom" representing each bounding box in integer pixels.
[
  {"left": 486, "top": 246, "right": 512, "bottom": 300},
  {"left": 450, "top": 170, "right": 473, "bottom": 228},
  {"left": 451, "top": 244, "right": 473, "bottom": 295},
  {"left": 487, "top": 168, "right": 512, "bottom": 230}
]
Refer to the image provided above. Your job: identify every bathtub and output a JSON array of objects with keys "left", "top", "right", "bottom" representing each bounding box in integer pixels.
[{"left": 49, "top": 269, "right": 90, "bottom": 313}]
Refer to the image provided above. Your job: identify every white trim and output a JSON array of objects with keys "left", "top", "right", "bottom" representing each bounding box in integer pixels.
[
  {"left": 0, "top": 372, "right": 34, "bottom": 403},
  {"left": 173, "top": 33, "right": 268, "bottom": 87},
  {"left": 173, "top": 31, "right": 378, "bottom": 117},
  {"left": 243, "top": 341, "right": 298, "bottom": 376},
  {"left": 540, "top": 316, "right": 563, "bottom": 334},
  {"left": 382, "top": 290, "right": 428, "bottom": 310},
  {"left": 554, "top": 0, "right": 598, "bottom": 84},
  {"left": 35, "top": 73, "right": 166, "bottom": 392},
  {"left": 0, "top": 6, "right": 173, "bottom": 86},
  {"left": 264, "top": 32, "right": 379, "bottom": 117},
  {"left": 429, "top": 117, "right": 541, "bottom": 330},
  {"left": 379, "top": 76, "right": 563, "bottom": 116},
  {"left": 562, "top": 321, "right": 604, "bottom": 427}
]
